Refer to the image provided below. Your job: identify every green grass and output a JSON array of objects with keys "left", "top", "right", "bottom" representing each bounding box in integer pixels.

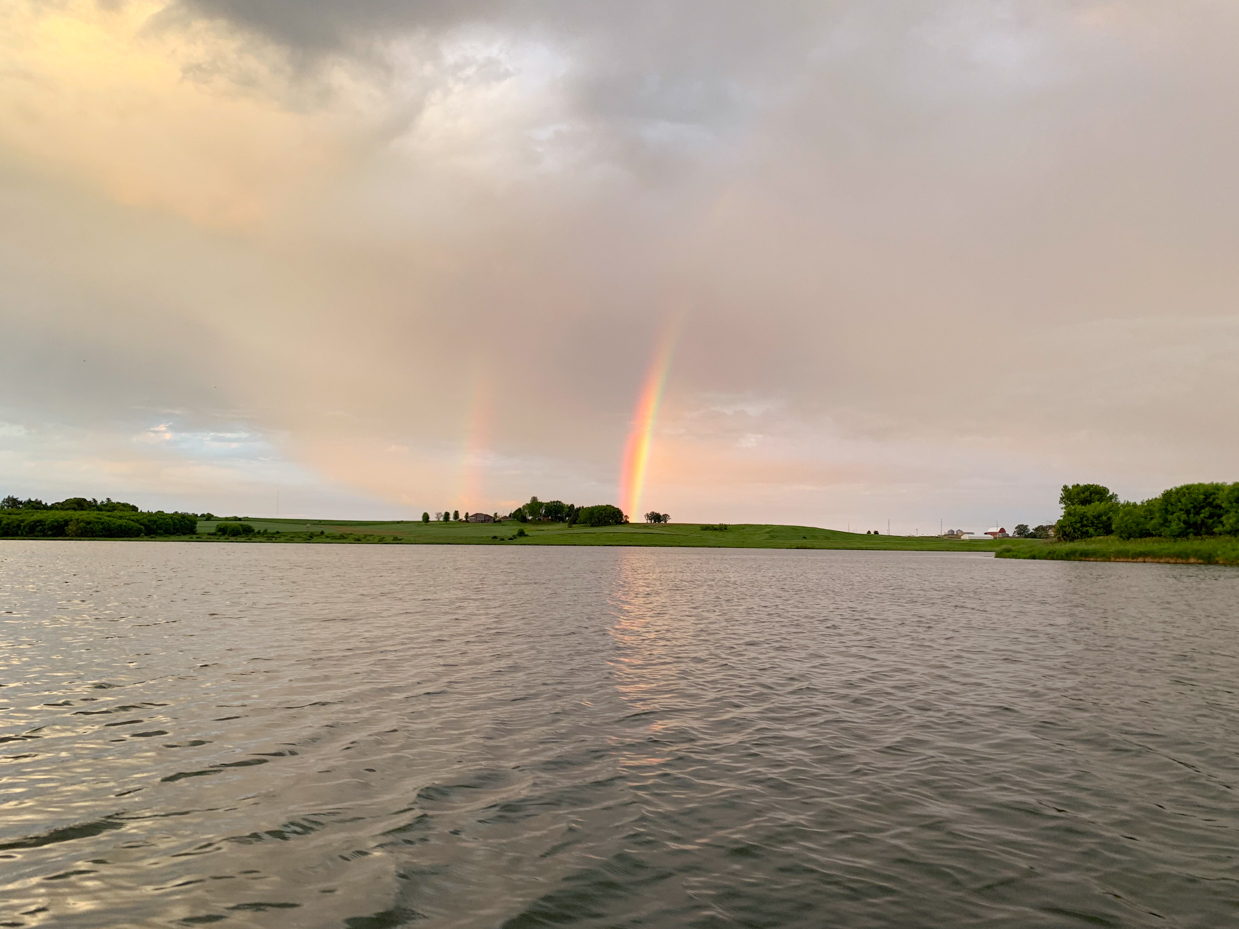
[
  {"left": 994, "top": 535, "right": 1239, "bottom": 566},
  {"left": 182, "top": 518, "right": 1035, "bottom": 552}
]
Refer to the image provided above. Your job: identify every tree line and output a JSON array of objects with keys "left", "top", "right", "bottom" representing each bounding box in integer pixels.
[
  {"left": 0, "top": 495, "right": 198, "bottom": 538},
  {"left": 415, "top": 497, "right": 631, "bottom": 527},
  {"left": 1056, "top": 482, "right": 1239, "bottom": 542},
  {"left": 509, "top": 497, "right": 627, "bottom": 527}
]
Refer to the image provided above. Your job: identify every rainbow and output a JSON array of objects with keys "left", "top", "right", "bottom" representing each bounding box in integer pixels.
[
  {"left": 459, "top": 370, "right": 493, "bottom": 513},
  {"left": 619, "top": 320, "right": 681, "bottom": 520}
]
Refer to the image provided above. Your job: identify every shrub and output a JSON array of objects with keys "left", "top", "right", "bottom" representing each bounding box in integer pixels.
[{"left": 214, "top": 521, "right": 255, "bottom": 537}]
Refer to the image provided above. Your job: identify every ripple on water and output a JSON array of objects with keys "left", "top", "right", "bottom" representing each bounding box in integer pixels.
[{"left": 1, "top": 542, "right": 1238, "bottom": 928}]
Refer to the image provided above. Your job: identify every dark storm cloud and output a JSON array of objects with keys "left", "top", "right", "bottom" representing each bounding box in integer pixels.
[{"left": 170, "top": 0, "right": 833, "bottom": 127}]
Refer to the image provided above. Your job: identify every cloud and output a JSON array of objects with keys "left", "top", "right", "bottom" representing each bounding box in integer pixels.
[{"left": 1, "top": 0, "right": 1237, "bottom": 527}]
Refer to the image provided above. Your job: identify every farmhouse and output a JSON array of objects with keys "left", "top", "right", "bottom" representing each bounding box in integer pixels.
[{"left": 466, "top": 512, "right": 495, "bottom": 523}]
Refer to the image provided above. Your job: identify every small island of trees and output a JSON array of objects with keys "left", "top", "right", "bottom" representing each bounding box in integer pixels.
[
  {"left": 506, "top": 497, "right": 628, "bottom": 527},
  {"left": 416, "top": 497, "right": 634, "bottom": 528}
]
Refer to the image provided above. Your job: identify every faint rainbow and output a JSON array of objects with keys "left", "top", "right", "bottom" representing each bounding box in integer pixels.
[
  {"left": 459, "top": 370, "right": 493, "bottom": 514},
  {"left": 619, "top": 319, "right": 682, "bottom": 520}
]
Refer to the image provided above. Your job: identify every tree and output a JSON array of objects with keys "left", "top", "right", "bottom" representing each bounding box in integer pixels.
[
  {"left": 645, "top": 511, "right": 663, "bottom": 523},
  {"left": 98, "top": 498, "right": 139, "bottom": 512},
  {"left": 1, "top": 496, "right": 20, "bottom": 510},
  {"left": 1156, "top": 483, "right": 1228, "bottom": 537},
  {"left": 1056, "top": 483, "right": 1119, "bottom": 541},
  {"left": 422, "top": 512, "right": 430, "bottom": 523},
  {"left": 526, "top": 496, "right": 543, "bottom": 520},
  {"left": 1113, "top": 501, "right": 1155, "bottom": 539},
  {"left": 1059, "top": 484, "right": 1117, "bottom": 508},
  {"left": 1013, "top": 524, "right": 1031, "bottom": 538},
  {"left": 452, "top": 509, "right": 460, "bottom": 522},
  {"left": 576, "top": 504, "right": 625, "bottom": 527},
  {"left": 542, "top": 500, "right": 569, "bottom": 522},
  {"left": 1224, "top": 484, "right": 1239, "bottom": 536},
  {"left": 1032, "top": 524, "right": 1055, "bottom": 539},
  {"left": 1057, "top": 502, "right": 1116, "bottom": 541}
]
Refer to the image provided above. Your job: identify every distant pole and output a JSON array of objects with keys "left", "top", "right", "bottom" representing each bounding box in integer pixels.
[{"left": 276, "top": 491, "right": 279, "bottom": 518}]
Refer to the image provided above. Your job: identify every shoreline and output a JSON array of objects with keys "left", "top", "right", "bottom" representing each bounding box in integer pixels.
[
  {"left": 995, "top": 536, "right": 1239, "bottom": 567},
  {"left": 1, "top": 518, "right": 1029, "bottom": 553}
]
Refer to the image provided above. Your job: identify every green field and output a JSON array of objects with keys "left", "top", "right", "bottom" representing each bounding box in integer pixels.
[
  {"left": 189, "top": 518, "right": 1033, "bottom": 551},
  {"left": 995, "top": 535, "right": 1239, "bottom": 566}
]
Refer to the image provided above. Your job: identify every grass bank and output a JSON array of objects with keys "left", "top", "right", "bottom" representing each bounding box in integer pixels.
[
  {"left": 994, "top": 535, "right": 1239, "bottom": 566},
  {"left": 181, "top": 518, "right": 1033, "bottom": 552}
]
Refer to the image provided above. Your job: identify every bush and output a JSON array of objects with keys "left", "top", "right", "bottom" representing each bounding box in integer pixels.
[{"left": 214, "top": 521, "right": 255, "bottom": 537}]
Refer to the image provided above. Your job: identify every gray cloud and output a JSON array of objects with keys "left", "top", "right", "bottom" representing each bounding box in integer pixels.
[{"left": 1, "top": 0, "right": 1236, "bottom": 524}]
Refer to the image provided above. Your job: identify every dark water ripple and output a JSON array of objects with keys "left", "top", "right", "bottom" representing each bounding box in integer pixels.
[{"left": 1, "top": 543, "right": 1238, "bottom": 928}]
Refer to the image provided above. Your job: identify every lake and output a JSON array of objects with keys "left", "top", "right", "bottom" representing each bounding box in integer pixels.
[{"left": 2, "top": 542, "right": 1237, "bottom": 928}]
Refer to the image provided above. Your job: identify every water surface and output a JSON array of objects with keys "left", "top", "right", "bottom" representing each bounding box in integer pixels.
[{"left": 2, "top": 543, "right": 1237, "bottom": 928}]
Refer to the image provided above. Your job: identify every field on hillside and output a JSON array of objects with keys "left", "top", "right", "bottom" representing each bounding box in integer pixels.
[{"left": 192, "top": 518, "right": 1032, "bottom": 551}]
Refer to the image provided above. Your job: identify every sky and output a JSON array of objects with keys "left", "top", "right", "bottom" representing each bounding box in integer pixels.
[{"left": 2, "top": 0, "right": 1237, "bottom": 531}]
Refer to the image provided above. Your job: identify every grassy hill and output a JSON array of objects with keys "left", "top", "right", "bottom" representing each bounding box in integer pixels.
[{"left": 193, "top": 518, "right": 1031, "bottom": 552}]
